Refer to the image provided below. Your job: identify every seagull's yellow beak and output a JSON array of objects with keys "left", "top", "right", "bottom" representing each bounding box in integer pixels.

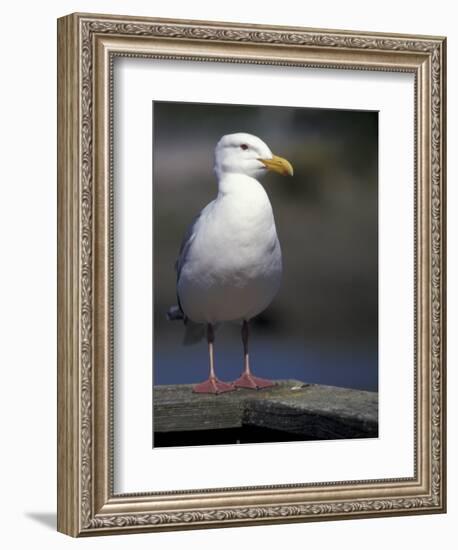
[{"left": 259, "top": 154, "right": 294, "bottom": 177}]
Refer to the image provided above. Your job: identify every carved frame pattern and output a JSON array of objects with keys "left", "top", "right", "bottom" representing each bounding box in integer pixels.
[{"left": 57, "top": 13, "right": 446, "bottom": 536}]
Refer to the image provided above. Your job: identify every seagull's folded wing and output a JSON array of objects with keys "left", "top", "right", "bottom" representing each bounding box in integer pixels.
[{"left": 175, "top": 201, "right": 213, "bottom": 281}]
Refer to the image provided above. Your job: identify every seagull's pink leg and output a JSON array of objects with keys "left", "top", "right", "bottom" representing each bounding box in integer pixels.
[
  {"left": 232, "top": 321, "right": 276, "bottom": 390},
  {"left": 193, "top": 377, "right": 234, "bottom": 394},
  {"left": 193, "top": 324, "right": 235, "bottom": 394}
]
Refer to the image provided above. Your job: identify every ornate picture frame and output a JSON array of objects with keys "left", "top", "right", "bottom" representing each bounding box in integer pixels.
[{"left": 57, "top": 12, "right": 446, "bottom": 536}]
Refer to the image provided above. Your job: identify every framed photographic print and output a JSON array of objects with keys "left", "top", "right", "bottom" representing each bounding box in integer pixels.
[{"left": 57, "top": 13, "right": 446, "bottom": 536}]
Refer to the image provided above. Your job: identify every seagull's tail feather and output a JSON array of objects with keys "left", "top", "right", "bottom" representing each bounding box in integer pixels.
[
  {"left": 166, "top": 305, "right": 206, "bottom": 345},
  {"left": 166, "top": 305, "right": 184, "bottom": 321},
  {"left": 182, "top": 321, "right": 206, "bottom": 346}
]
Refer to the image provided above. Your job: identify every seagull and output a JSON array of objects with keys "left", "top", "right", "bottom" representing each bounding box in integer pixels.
[{"left": 167, "top": 133, "right": 294, "bottom": 394}]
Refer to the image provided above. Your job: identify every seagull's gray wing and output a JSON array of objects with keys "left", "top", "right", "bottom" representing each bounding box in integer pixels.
[
  {"left": 175, "top": 214, "right": 200, "bottom": 283},
  {"left": 175, "top": 201, "right": 213, "bottom": 283},
  {"left": 167, "top": 213, "right": 202, "bottom": 322},
  {"left": 168, "top": 202, "right": 213, "bottom": 345}
]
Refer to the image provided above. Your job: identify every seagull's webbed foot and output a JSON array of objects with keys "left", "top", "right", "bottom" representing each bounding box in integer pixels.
[
  {"left": 192, "top": 377, "right": 235, "bottom": 395},
  {"left": 232, "top": 372, "right": 276, "bottom": 390}
]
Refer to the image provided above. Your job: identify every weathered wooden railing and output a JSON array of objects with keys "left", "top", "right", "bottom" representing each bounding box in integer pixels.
[{"left": 153, "top": 380, "right": 378, "bottom": 447}]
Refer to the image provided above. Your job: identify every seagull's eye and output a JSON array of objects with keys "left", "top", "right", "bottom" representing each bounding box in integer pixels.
[{"left": 240, "top": 144, "right": 248, "bottom": 150}]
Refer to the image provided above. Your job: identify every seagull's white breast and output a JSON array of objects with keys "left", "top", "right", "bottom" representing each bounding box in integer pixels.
[{"left": 177, "top": 174, "right": 282, "bottom": 324}]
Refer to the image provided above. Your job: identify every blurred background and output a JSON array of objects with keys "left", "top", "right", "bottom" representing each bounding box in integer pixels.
[{"left": 153, "top": 101, "right": 378, "bottom": 392}]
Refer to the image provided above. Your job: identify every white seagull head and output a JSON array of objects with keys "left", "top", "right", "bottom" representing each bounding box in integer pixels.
[{"left": 214, "top": 133, "right": 294, "bottom": 180}]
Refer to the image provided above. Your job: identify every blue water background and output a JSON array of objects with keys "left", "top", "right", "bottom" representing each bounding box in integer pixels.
[{"left": 153, "top": 328, "right": 378, "bottom": 392}]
